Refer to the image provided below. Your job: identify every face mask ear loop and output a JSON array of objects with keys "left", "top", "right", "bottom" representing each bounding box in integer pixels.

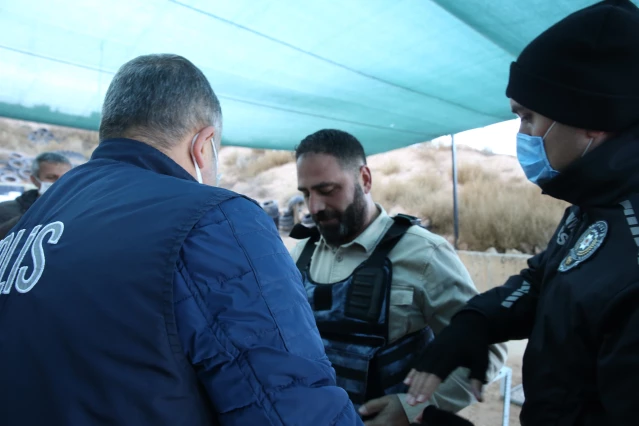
[
  {"left": 190, "top": 133, "right": 203, "bottom": 184},
  {"left": 212, "top": 140, "right": 222, "bottom": 186},
  {"left": 542, "top": 121, "right": 557, "bottom": 140},
  {"left": 582, "top": 138, "right": 594, "bottom": 157}
]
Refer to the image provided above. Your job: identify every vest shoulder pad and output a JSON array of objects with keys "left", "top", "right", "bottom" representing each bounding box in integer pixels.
[{"left": 392, "top": 213, "right": 422, "bottom": 227}]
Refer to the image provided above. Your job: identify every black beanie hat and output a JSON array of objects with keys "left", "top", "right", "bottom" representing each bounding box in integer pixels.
[{"left": 506, "top": 0, "right": 639, "bottom": 132}]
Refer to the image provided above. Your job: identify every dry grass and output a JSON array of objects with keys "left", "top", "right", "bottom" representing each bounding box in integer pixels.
[
  {"left": 374, "top": 173, "right": 444, "bottom": 206},
  {"left": 415, "top": 145, "right": 438, "bottom": 162},
  {"left": 373, "top": 173, "right": 454, "bottom": 237},
  {"left": 378, "top": 159, "right": 401, "bottom": 175},
  {"left": 373, "top": 159, "right": 567, "bottom": 252},
  {"left": 233, "top": 149, "right": 295, "bottom": 179},
  {"left": 459, "top": 181, "right": 567, "bottom": 252},
  {"left": 455, "top": 162, "right": 498, "bottom": 185},
  {"left": 223, "top": 149, "right": 241, "bottom": 168}
]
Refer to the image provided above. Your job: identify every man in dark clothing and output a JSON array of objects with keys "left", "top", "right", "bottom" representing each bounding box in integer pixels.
[
  {"left": 405, "top": 1, "right": 639, "bottom": 425},
  {"left": 0, "top": 54, "right": 363, "bottom": 426},
  {"left": 0, "top": 152, "right": 71, "bottom": 238}
]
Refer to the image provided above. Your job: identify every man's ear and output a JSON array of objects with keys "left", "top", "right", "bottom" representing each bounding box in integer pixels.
[
  {"left": 584, "top": 129, "right": 614, "bottom": 151},
  {"left": 585, "top": 129, "right": 611, "bottom": 144},
  {"left": 191, "top": 126, "right": 217, "bottom": 168},
  {"left": 30, "top": 175, "right": 40, "bottom": 188},
  {"left": 360, "top": 165, "right": 372, "bottom": 193}
]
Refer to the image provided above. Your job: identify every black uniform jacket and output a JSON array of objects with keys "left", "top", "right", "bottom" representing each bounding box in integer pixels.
[{"left": 465, "top": 124, "right": 639, "bottom": 426}]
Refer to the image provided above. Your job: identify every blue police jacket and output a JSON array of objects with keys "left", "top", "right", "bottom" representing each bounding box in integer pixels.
[{"left": 0, "top": 138, "right": 363, "bottom": 426}]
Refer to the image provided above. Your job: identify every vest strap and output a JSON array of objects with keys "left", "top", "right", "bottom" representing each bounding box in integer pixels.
[
  {"left": 292, "top": 223, "right": 320, "bottom": 271},
  {"left": 347, "top": 390, "right": 367, "bottom": 406},
  {"left": 317, "top": 323, "right": 386, "bottom": 344},
  {"left": 313, "top": 284, "right": 333, "bottom": 311},
  {"left": 345, "top": 265, "right": 388, "bottom": 322},
  {"left": 343, "top": 216, "right": 413, "bottom": 323},
  {"left": 333, "top": 363, "right": 368, "bottom": 384},
  {"left": 365, "top": 215, "right": 413, "bottom": 266},
  {"left": 376, "top": 326, "right": 434, "bottom": 366}
]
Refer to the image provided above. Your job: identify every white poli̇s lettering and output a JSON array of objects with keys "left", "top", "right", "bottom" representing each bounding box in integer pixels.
[
  {"left": 0, "top": 221, "right": 65, "bottom": 295},
  {"left": 0, "top": 230, "right": 25, "bottom": 294},
  {"left": 5, "top": 225, "right": 42, "bottom": 293},
  {"left": 15, "top": 221, "right": 64, "bottom": 293}
]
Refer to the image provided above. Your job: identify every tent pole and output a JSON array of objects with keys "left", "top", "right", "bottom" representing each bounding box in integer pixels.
[{"left": 451, "top": 134, "right": 460, "bottom": 250}]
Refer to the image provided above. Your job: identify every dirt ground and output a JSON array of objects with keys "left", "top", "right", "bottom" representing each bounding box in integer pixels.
[{"left": 457, "top": 340, "right": 525, "bottom": 426}]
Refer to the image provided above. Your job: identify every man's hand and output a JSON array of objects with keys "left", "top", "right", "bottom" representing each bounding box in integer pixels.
[
  {"left": 358, "top": 394, "right": 410, "bottom": 426},
  {"left": 403, "top": 312, "right": 490, "bottom": 406},
  {"left": 403, "top": 369, "right": 484, "bottom": 407}
]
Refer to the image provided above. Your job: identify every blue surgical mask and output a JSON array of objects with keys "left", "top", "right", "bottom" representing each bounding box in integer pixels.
[{"left": 516, "top": 122, "right": 558, "bottom": 185}]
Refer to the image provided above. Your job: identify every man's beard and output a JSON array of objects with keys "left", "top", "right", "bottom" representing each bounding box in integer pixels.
[{"left": 313, "top": 185, "right": 367, "bottom": 246}]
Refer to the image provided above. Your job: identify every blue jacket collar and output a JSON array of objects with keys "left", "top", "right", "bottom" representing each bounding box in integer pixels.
[{"left": 91, "top": 138, "right": 196, "bottom": 182}]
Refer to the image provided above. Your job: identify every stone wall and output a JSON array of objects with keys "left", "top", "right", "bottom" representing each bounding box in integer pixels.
[{"left": 457, "top": 251, "right": 531, "bottom": 293}]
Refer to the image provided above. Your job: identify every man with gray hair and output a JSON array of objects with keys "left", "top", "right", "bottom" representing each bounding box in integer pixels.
[
  {"left": 0, "top": 54, "right": 363, "bottom": 426},
  {"left": 0, "top": 151, "right": 72, "bottom": 239}
]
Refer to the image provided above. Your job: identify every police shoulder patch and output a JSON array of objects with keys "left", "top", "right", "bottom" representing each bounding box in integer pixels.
[{"left": 558, "top": 221, "right": 608, "bottom": 273}]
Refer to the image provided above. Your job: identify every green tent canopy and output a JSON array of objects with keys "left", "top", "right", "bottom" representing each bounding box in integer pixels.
[{"left": 0, "top": 0, "right": 629, "bottom": 154}]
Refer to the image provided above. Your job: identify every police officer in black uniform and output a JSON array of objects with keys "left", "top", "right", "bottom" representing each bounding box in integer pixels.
[{"left": 404, "top": 1, "right": 639, "bottom": 425}]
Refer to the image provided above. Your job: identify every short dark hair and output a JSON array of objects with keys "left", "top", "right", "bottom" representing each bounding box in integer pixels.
[
  {"left": 31, "top": 152, "right": 72, "bottom": 178},
  {"left": 99, "top": 54, "right": 222, "bottom": 150},
  {"left": 295, "top": 129, "right": 366, "bottom": 170}
]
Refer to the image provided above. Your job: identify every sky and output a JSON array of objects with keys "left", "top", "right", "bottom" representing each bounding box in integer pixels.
[{"left": 433, "top": 118, "right": 521, "bottom": 157}]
